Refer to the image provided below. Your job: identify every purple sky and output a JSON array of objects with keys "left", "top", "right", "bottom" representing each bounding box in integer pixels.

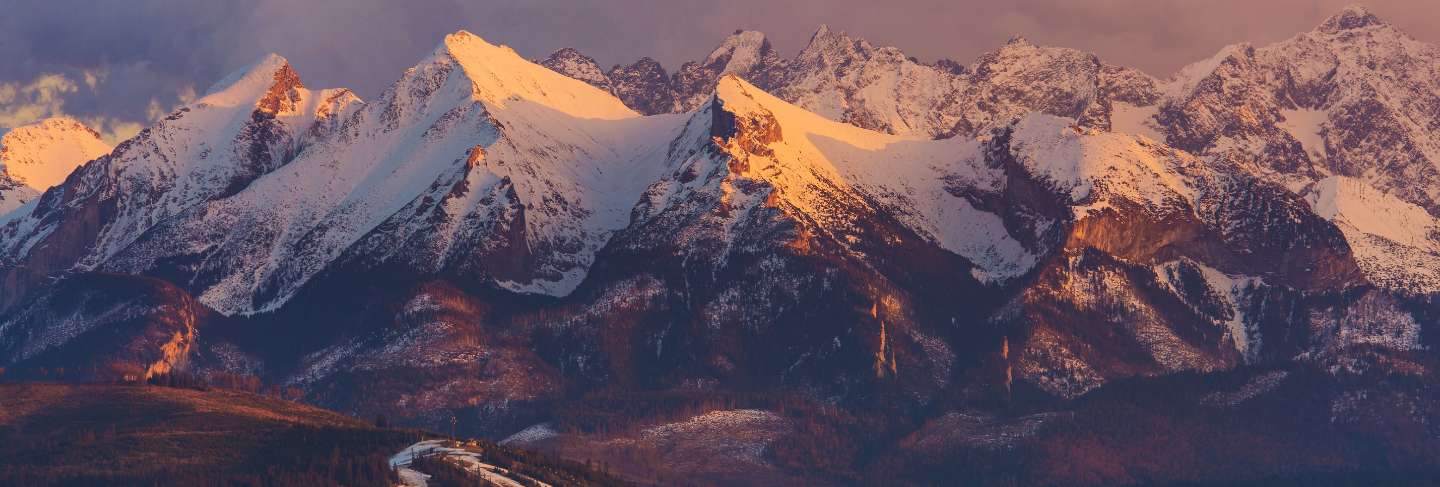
[{"left": 2, "top": 0, "right": 1435, "bottom": 143}]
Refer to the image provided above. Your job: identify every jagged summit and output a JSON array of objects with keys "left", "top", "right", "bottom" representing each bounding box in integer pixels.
[
  {"left": 796, "top": 24, "right": 869, "bottom": 61},
  {"left": 0, "top": 117, "right": 112, "bottom": 215},
  {"left": 432, "top": 29, "right": 636, "bottom": 120},
  {"left": 670, "top": 29, "right": 786, "bottom": 111},
  {"left": 1318, "top": 4, "right": 1387, "bottom": 33},
  {"left": 811, "top": 23, "right": 832, "bottom": 39},
  {"left": 203, "top": 53, "right": 302, "bottom": 108},
  {"left": 701, "top": 30, "right": 773, "bottom": 74},
  {"left": 539, "top": 47, "right": 611, "bottom": 92},
  {"left": 709, "top": 74, "right": 893, "bottom": 144},
  {"left": 545, "top": 47, "right": 587, "bottom": 58}
]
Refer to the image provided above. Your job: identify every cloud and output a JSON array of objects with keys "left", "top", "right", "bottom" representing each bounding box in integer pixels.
[
  {"left": 0, "top": 74, "right": 78, "bottom": 128},
  {"left": 80, "top": 117, "right": 145, "bottom": 145},
  {"left": 0, "top": 72, "right": 152, "bottom": 144}
]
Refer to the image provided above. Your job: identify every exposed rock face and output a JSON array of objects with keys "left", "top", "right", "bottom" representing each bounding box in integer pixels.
[
  {"left": 0, "top": 273, "right": 201, "bottom": 381},
  {"left": 607, "top": 57, "right": 680, "bottom": 115},
  {"left": 538, "top": 47, "right": 612, "bottom": 92},
  {"left": 0, "top": 11, "right": 1435, "bottom": 463},
  {"left": 672, "top": 30, "right": 787, "bottom": 111}
]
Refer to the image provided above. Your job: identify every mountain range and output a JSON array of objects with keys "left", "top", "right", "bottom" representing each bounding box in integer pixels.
[{"left": 2, "top": 5, "right": 1439, "bottom": 485}]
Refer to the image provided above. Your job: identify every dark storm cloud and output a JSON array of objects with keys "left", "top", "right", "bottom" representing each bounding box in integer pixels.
[{"left": 3, "top": 0, "right": 1437, "bottom": 140}]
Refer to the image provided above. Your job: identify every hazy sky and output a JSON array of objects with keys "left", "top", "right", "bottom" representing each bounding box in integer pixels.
[{"left": 2, "top": 0, "right": 1435, "bottom": 143}]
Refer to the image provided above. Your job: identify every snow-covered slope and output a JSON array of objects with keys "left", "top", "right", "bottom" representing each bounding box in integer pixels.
[
  {"left": 1305, "top": 176, "right": 1440, "bottom": 293},
  {"left": 531, "top": 6, "right": 1440, "bottom": 292},
  {"left": 0, "top": 118, "right": 111, "bottom": 215},
  {"left": 102, "top": 31, "right": 684, "bottom": 314},
  {"left": 638, "top": 75, "right": 1038, "bottom": 281},
  {"left": 0, "top": 53, "right": 356, "bottom": 263},
  {"left": 1121, "top": 6, "right": 1440, "bottom": 292},
  {"left": 0, "top": 52, "right": 358, "bottom": 310},
  {"left": 770, "top": 25, "right": 968, "bottom": 137}
]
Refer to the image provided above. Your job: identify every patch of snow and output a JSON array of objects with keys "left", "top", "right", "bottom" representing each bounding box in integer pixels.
[
  {"left": 499, "top": 422, "right": 558, "bottom": 446},
  {"left": 1279, "top": 108, "right": 1328, "bottom": 160},
  {"left": 1109, "top": 102, "right": 1165, "bottom": 143},
  {"left": 1303, "top": 290, "right": 1424, "bottom": 357},
  {"left": 909, "top": 411, "right": 1066, "bottom": 450},
  {"left": 1153, "top": 260, "right": 1265, "bottom": 361},
  {"left": 1009, "top": 113, "right": 1203, "bottom": 217},
  {"left": 638, "top": 409, "right": 789, "bottom": 466},
  {"left": 705, "top": 31, "right": 770, "bottom": 76},
  {"left": 286, "top": 339, "right": 361, "bottom": 386},
  {"left": 1201, "top": 370, "right": 1289, "bottom": 407}
]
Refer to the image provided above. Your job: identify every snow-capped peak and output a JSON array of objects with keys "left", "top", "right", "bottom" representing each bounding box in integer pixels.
[
  {"left": 811, "top": 23, "right": 832, "bottom": 40},
  {"left": 1163, "top": 43, "right": 1250, "bottom": 97},
  {"left": 795, "top": 24, "right": 871, "bottom": 64},
  {"left": 712, "top": 75, "right": 769, "bottom": 118},
  {"left": 436, "top": 30, "right": 636, "bottom": 120},
  {"left": 0, "top": 117, "right": 112, "bottom": 216},
  {"left": 696, "top": 75, "right": 1037, "bottom": 282},
  {"left": 0, "top": 118, "right": 110, "bottom": 190},
  {"left": 202, "top": 53, "right": 303, "bottom": 111},
  {"left": 1317, "top": 5, "right": 1387, "bottom": 33},
  {"left": 703, "top": 30, "right": 773, "bottom": 76}
]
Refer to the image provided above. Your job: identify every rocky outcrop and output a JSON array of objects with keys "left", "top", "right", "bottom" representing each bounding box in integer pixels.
[
  {"left": 607, "top": 57, "right": 679, "bottom": 115},
  {"left": 0, "top": 273, "right": 201, "bottom": 381}
]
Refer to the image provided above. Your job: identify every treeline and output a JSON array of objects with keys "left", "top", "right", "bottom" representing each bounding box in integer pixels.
[
  {"left": 0, "top": 425, "right": 407, "bottom": 487},
  {"left": 0, "top": 365, "right": 299, "bottom": 394},
  {"left": 548, "top": 388, "right": 901, "bottom": 485},
  {"left": 144, "top": 370, "right": 307, "bottom": 400},
  {"left": 0, "top": 366, "right": 308, "bottom": 402}
]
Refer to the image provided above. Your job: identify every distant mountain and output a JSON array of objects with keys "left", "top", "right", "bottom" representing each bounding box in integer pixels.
[
  {"left": 1145, "top": 6, "right": 1440, "bottom": 294},
  {"left": 542, "top": 6, "right": 1440, "bottom": 297},
  {"left": 0, "top": 118, "right": 110, "bottom": 215},
  {"left": 540, "top": 26, "right": 1158, "bottom": 139},
  {"left": 2, "top": 6, "right": 1439, "bottom": 485}
]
